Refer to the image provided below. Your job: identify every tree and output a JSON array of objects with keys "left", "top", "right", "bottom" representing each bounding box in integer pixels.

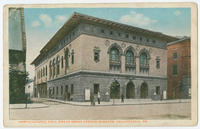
[
  {"left": 9, "top": 70, "right": 29, "bottom": 104},
  {"left": 110, "top": 80, "right": 120, "bottom": 104}
]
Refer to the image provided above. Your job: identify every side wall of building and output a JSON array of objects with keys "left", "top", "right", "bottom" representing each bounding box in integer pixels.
[{"left": 167, "top": 40, "right": 191, "bottom": 99}]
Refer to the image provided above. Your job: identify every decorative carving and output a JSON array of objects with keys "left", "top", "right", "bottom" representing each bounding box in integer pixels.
[
  {"left": 149, "top": 48, "right": 152, "bottom": 53},
  {"left": 69, "top": 44, "right": 71, "bottom": 49},
  {"left": 139, "top": 48, "right": 151, "bottom": 59},
  {"left": 93, "top": 46, "right": 100, "bottom": 52},
  {"left": 105, "top": 40, "right": 110, "bottom": 47},
  {"left": 124, "top": 46, "right": 137, "bottom": 57},
  {"left": 136, "top": 45, "right": 140, "bottom": 51},
  {"left": 121, "top": 42, "right": 126, "bottom": 48},
  {"left": 107, "top": 43, "right": 123, "bottom": 55}
]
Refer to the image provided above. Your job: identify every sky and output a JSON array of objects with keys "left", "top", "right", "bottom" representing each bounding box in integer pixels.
[{"left": 24, "top": 8, "right": 191, "bottom": 79}]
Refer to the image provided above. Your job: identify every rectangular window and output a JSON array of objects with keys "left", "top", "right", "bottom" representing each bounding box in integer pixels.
[
  {"left": 173, "top": 64, "right": 178, "bottom": 75},
  {"left": 132, "top": 36, "right": 136, "bottom": 40},
  {"left": 53, "top": 87, "right": 55, "bottom": 95},
  {"left": 57, "top": 64, "right": 60, "bottom": 75},
  {"left": 56, "top": 87, "right": 59, "bottom": 95},
  {"left": 156, "top": 86, "right": 160, "bottom": 95},
  {"left": 110, "top": 31, "right": 113, "bottom": 35},
  {"left": 45, "top": 66, "right": 47, "bottom": 76},
  {"left": 101, "top": 29, "right": 104, "bottom": 33},
  {"left": 126, "top": 34, "right": 129, "bottom": 38},
  {"left": 71, "top": 84, "right": 74, "bottom": 94},
  {"left": 94, "top": 52, "right": 100, "bottom": 62},
  {"left": 61, "top": 86, "right": 63, "bottom": 95},
  {"left": 156, "top": 60, "right": 160, "bottom": 69},
  {"left": 140, "top": 37, "right": 142, "bottom": 41},
  {"left": 43, "top": 68, "right": 45, "bottom": 77},
  {"left": 41, "top": 69, "right": 42, "bottom": 77},
  {"left": 152, "top": 40, "right": 156, "bottom": 43},
  {"left": 173, "top": 52, "right": 178, "bottom": 59},
  {"left": 146, "top": 39, "right": 149, "bottom": 42},
  {"left": 61, "top": 56, "right": 64, "bottom": 68},
  {"left": 65, "top": 85, "right": 68, "bottom": 93},
  {"left": 71, "top": 50, "right": 74, "bottom": 64},
  {"left": 94, "top": 84, "right": 99, "bottom": 94},
  {"left": 118, "top": 33, "right": 121, "bottom": 36}
]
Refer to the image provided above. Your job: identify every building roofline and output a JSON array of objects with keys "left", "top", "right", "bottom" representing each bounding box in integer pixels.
[
  {"left": 167, "top": 37, "right": 190, "bottom": 46},
  {"left": 31, "top": 12, "right": 179, "bottom": 65}
]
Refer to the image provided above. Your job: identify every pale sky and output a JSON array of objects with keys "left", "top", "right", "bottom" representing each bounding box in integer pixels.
[{"left": 24, "top": 8, "right": 191, "bottom": 79}]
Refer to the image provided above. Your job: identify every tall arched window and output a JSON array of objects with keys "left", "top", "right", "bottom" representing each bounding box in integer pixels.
[
  {"left": 140, "top": 53, "right": 147, "bottom": 65},
  {"left": 53, "top": 59, "right": 55, "bottom": 77},
  {"left": 108, "top": 43, "right": 122, "bottom": 72},
  {"left": 110, "top": 48, "right": 119, "bottom": 62},
  {"left": 65, "top": 49, "right": 69, "bottom": 70},
  {"left": 125, "top": 50, "right": 135, "bottom": 73},
  {"left": 126, "top": 50, "right": 134, "bottom": 64},
  {"left": 49, "top": 61, "right": 52, "bottom": 79},
  {"left": 61, "top": 56, "right": 64, "bottom": 68},
  {"left": 139, "top": 49, "right": 150, "bottom": 74},
  {"left": 56, "top": 56, "right": 60, "bottom": 75}
]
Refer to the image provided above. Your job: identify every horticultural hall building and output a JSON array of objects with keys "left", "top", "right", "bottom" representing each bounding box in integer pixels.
[{"left": 31, "top": 12, "right": 178, "bottom": 101}]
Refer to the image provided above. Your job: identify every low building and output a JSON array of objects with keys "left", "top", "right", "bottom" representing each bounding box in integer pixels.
[
  {"left": 25, "top": 80, "right": 34, "bottom": 98},
  {"left": 31, "top": 12, "right": 178, "bottom": 101},
  {"left": 167, "top": 38, "right": 191, "bottom": 99}
]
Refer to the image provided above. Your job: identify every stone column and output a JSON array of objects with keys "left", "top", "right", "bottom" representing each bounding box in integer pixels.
[
  {"left": 135, "top": 86, "right": 139, "bottom": 99},
  {"left": 121, "top": 55, "right": 126, "bottom": 73},
  {"left": 135, "top": 57, "right": 140, "bottom": 74}
]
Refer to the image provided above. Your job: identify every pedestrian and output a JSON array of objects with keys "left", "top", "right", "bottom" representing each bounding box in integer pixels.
[
  {"left": 67, "top": 92, "right": 70, "bottom": 101},
  {"left": 97, "top": 91, "right": 101, "bottom": 104},
  {"left": 90, "top": 92, "right": 93, "bottom": 106},
  {"left": 121, "top": 94, "right": 124, "bottom": 103}
]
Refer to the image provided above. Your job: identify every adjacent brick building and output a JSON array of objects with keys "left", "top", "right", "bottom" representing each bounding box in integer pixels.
[
  {"left": 31, "top": 12, "right": 178, "bottom": 101},
  {"left": 167, "top": 38, "right": 191, "bottom": 99}
]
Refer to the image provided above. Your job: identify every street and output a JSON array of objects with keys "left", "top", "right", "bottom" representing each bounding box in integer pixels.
[{"left": 9, "top": 101, "right": 191, "bottom": 120}]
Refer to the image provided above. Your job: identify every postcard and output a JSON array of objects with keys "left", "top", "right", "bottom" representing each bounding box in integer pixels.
[{"left": 3, "top": 2, "right": 198, "bottom": 127}]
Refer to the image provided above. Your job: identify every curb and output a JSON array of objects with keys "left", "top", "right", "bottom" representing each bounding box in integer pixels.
[
  {"left": 9, "top": 104, "right": 49, "bottom": 109},
  {"left": 40, "top": 98, "right": 191, "bottom": 107}
]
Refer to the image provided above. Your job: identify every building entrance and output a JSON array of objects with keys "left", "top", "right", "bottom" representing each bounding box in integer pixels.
[
  {"left": 110, "top": 80, "right": 120, "bottom": 99},
  {"left": 126, "top": 81, "right": 135, "bottom": 99},
  {"left": 140, "top": 82, "right": 148, "bottom": 98}
]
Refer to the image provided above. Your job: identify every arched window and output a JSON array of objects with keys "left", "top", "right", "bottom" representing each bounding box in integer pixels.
[
  {"left": 56, "top": 56, "right": 60, "bottom": 75},
  {"left": 140, "top": 53, "right": 147, "bottom": 65},
  {"left": 49, "top": 61, "right": 52, "bottom": 79},
  {"left": 65, "top": 49, "right": 69, "bottom": 69},
  {"left": 110, "top": 48, "right": 120, "bottom": 62},
  {"left": 53, "top": 58, "right": 55, "bottom": 77},
  {"left": 61, "top": 56, "right": 64, "bottom": 68},
  {"left": 108, "top": 43, "right": 122, "bottom": 72},
  {"left": 46, "top": 65, "right": 47, "bottom": 76},
  {"left": 125, "top": 50, "right": 135, "bottom": 73},
  {"left": 43, "top": 67, "right": 45, "bottom": 77},
  {"left": 71, "top": 50, "right": 74, "bottom": 64},
  {"left": 139, "top": 49, "right": 150, "bottom": 74},
  {"left": 126, "top": 50, "right": 134, "bottom": 64}
]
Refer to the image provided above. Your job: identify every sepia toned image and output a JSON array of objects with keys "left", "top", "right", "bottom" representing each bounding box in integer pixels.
[{"left": 3, "top": 3, "right": 198, "bottom": 127}]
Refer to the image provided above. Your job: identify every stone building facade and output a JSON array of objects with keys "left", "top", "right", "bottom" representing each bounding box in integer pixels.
[
  {"left": 31, "top": 12, "right": 178, "bottom": 101},
  {"left": 167, "top": 38, "right": 191, "bottom": 99}
]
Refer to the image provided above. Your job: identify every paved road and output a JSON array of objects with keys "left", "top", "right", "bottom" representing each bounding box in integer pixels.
[{"left": 9, "top": 101, "right": 191, "bottom": 120}]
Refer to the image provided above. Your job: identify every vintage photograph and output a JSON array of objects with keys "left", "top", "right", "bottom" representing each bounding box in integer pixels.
[{"left": 3, "top": 3, "right": 198, "bottom": 127}]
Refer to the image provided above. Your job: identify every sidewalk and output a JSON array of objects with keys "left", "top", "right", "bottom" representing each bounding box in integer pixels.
[
  {"left": 10, "top": 103, "right": 49, "bottom": 109},
  {"left": 40, "top": 98, "right": 191, "bottom": 106}
]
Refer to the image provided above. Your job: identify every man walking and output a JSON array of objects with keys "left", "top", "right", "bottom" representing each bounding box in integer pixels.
[{"left": 97, "top": 91, "right": 101, "bottom": 104}]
